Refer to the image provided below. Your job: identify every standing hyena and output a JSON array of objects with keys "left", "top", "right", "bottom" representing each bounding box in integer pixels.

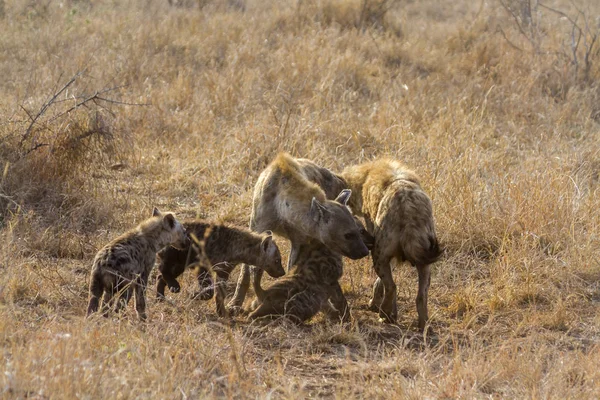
[
  {"left": 249, "top": 218, "right": 375, "bottom": 323},
  {"left": 227, "top": 152, "right": 370, "bottom": 312},
  {"left": 340, "top": 159, "right": 442, "bottom": 331},
  {"left": 156, "top": 221, "right": 284, "bottom": 317},
  {"left": 86, "top": 208, "right": 188, "bottom": 320}
]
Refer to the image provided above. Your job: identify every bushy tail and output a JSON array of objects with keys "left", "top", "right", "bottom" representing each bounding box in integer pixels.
[
  {"left": 406, "top": 233, "right": 443, "bottom": 267},
  {"left": 86, "top": 271, "right": 104, "bottom": 317},
  {"left": 422, "top": 235, "right": 443, "bottom": 265}
]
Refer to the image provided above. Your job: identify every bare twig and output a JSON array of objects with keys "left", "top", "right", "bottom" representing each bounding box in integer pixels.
[
  {"left": 20, "top": 71, "right": 82, "bottom": 147},
  {"left": 499, "top": 0, "right": 538, "bottom": 51}
]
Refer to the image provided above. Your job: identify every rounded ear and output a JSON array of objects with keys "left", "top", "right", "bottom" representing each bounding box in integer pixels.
[
  {"left": 153, "top": 207, "right": 161, "bottom": 217},
  {"left": 334, "top": 189, "right": 352, "bottom": 205},
  {"left": 264, "top": 230, "right": 273, "bottom": 237},
  {"left": 310, "top": 197, "right": 328, "bottom": 223},
  {"left": 261, "top": 235, "right": 273, "bottom": 252},
  {"left": 163, "top": 213, "right": 175, "bottom": 229}
]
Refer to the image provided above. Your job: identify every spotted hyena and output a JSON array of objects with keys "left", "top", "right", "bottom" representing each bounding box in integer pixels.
[
  {"left": 227, "top": 152, "right": 370, "bottom": 312},
  {"left": 249, "top": 218, "right": 375, "bottom": 323},
  {"left": 156, "top": 221, "right": 284, "bottom": 317},
  {"left": 340, "top": 159, "right": 442, "bottom": 331},
  {"left": 86, "top": 208, "right": 188, "bottom": 320}
]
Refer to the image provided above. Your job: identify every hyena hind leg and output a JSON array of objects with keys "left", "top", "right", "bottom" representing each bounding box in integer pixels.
[
  {"left": 86, "top": 272, "right": 104, "bottom": 317},
  {"left": 367, "top": 277, "right": 384, "bottom": 313}
]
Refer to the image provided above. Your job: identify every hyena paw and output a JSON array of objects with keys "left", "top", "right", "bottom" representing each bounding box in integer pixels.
[
  {"left": 226, "top": 303, "right": 243, "bottom": 316},
  {"left": 168, "top": 283, "right": 181, "bottom": 293},
  {"left": 367, "top": 299, "right": 381, "bottom": 313}
]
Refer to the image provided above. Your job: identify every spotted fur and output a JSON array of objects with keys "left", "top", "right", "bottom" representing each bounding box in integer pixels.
[
  {"left": 86, "top": 208, "right": 188, "bottom": 320},
  {"left": 156, "top": 221, "right": 284, "bottom": 317},
  {"left": 227, "top": 153, "right": 370, "bottom": 312}
]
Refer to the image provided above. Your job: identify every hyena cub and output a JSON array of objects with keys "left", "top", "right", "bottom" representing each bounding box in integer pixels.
[
  {"left": 86, "top": 208, "right": 188, "bottom": 320},
  {"left": 249, "top": 218, "right": 375, "bottom": 323},
  {"left": 156, "top": 221, "right": 284, "bottom": 317}
]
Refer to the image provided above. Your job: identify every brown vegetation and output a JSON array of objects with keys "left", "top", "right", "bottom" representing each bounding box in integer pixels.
[{"left": 1, "top": 0, "right": 600, "bottom": 398}]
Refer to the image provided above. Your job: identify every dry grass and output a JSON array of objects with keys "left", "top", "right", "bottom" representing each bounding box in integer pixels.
[{"left": 1, "top": 0, "right": 600, "bottom": 398}]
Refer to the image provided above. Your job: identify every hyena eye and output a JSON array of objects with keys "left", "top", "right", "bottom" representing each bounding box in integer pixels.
[{"left": 344, "top": 232, "right": 358, "bottom": 240}]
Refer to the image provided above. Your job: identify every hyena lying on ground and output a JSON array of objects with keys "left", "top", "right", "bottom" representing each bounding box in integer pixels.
[
  {"left": 86, "top": 208, "right": 188, "bottom": 320},
  {"left": 227, "top": 152, "right": 370, "bottom": 312},
  {"left": 339, "top": 159, "right": 442, "bottom": 330},
  {"left": 156, "top": 221, "right": 284, "bottom": 317},
  {"left": 249, "top": 218, "right": 375, "bottom": 323}
]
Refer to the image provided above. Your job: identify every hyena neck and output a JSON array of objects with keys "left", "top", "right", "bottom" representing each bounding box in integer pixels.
[
  {"left": 294, "top": 239, "right": 342, "bottom": 277},
  {"left": 138, "top": 219, "right": 175, "bottom": 253}
]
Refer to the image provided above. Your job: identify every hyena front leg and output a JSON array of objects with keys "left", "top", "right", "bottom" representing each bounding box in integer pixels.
[
  {"left": 156, "top": 273, "right": 181, "bottom": 301},
  {"left": 416, "top": 264, "right": 431, "bottom": 332},
  {"left": 227, "top": 264, "right": 250, "bottom": 314},
  {"left": 134, "top": 276, "right": 148, "bottom": 321},
  {"left": 214, "top": 271, "right": 230, "bottom": 318},
  {"left": 325, "top": 283, "right": 351, "bottom": 323}
]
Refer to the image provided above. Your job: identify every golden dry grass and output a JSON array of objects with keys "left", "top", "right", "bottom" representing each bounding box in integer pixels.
[{"left": 1, "top": 0, "right": 600, "bottom": 398}]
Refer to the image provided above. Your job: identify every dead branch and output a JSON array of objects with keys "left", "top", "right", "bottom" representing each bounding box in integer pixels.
[{"left": 20, "top": 72, "right": 81, "bottom": 147}]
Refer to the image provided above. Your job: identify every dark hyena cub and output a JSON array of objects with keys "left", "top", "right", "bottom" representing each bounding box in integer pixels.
[
  {"left": 86, "top": 208, "right": 188, "bottom": 320},
  {"left": 156, "top": 221, "right": 285, "bottom": 317},
  {"left": 249, "top": 218, "right": 375, "bottom": 324}
]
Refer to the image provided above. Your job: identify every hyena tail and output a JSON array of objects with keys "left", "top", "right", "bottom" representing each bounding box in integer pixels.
[
  {"left": 421, "top": 235, "right": 443, "bottom": 265},
  {"left": 405, "top": 232, "right": 443, "bottom": 267},
  {"left": 86, "top": 271, "right": 104, "bottom": 317}
]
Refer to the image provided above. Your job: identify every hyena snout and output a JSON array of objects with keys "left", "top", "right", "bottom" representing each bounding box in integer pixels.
[
  {"left": 260, "top": 232, "right": 285, "bottom": 278},
  {"left": 344, "top": 239, "right": 370, "bottom": 259}
]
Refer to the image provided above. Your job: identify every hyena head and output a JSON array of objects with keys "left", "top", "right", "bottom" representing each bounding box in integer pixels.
[
  {"left": 153, "top": 207, "right": 189, "bottom": 249},
  {"left": 256, "top": 231, "right": 285, "bottom": 278},
  {"left": 309, "top": 189, "right": 370, "bottom": 260},
  {"left": 353, "top": 216, "right": 375, "bottom": 251}
]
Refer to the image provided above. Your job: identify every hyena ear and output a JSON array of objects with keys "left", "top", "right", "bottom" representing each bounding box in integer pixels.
[
  {"left": 261, "top": 235, "right": 273, "bottom": 252},
  {"left": 310, "top": 197, "right": 330, "bottom": 223},
  {"left": 153, "top": 207, "right": 162, "bottom": 217},
  {"left": 334, "top": 189, "right": 352, "bottom": 205},
  {"left": 163, "top": 213, "right": 176, "bottom": 229}
]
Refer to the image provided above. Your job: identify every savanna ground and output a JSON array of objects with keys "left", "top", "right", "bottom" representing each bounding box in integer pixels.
[{"left": 1, "top": 0, "right": 600, "bottom": 398}]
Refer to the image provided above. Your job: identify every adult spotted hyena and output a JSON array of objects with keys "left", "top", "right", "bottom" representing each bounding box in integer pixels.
[
  {"left": 249, "top": 218, "right": 375, "bottom": 323},
  {"left": 228, "top": 153, "right": 370, "bottom": 312},
  {"left": 156, "top": 221, "right": 284, "bottom": 317},
  {"left": 86, "top": 208, "right": 188, "bottom": 320},
  {"left": 340, "top": 159, "right": 442, "bottom": 330}
]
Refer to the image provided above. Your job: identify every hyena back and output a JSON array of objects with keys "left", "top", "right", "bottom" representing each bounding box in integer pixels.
[
  {"left": 86, "top": 208, "right": 188, "bottom": 320},
  {"left": 341, "top": 159, "right": 442, "bottom": 331},
  {"left": 156, "top": 221, "right": 284, "bottom": 317},
  {"left": 228, "top": 153, "right": 370, "bottom": 312}
]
